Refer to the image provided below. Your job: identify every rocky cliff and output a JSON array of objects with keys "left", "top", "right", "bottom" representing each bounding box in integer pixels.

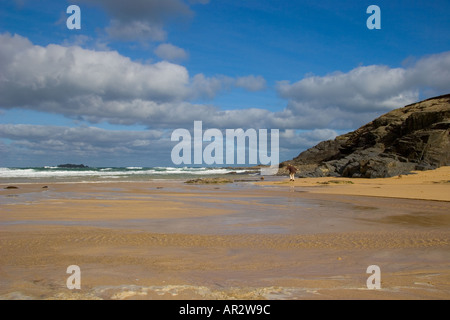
[{"left": 282, "top": 94, "right": 450, "bottom": 178}]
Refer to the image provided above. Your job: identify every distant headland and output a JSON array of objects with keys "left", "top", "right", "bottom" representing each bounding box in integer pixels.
[{"left": 57, "top": 164, "right": 89, "bottom": 169}]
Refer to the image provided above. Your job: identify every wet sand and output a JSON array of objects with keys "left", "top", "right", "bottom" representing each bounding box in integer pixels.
[{"left": 1, "top": 170, "right": 449, "bottom": 300}]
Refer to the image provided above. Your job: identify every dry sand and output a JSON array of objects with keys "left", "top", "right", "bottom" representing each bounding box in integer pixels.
[
  {"left": 0, "top": 168, "right": 449, "bottom": 300},
  {"left": 259, "top": 166, "right": 450, "bottom": 202}
]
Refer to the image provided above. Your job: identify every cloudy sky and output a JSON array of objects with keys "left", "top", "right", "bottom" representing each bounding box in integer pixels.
[{"left": 1, "top": 0, "right": 449, "bottom": 167}]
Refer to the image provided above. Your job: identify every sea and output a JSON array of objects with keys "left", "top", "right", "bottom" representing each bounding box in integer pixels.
[{"left": 0, "top": 166, "right": 260, "bottom": 184}]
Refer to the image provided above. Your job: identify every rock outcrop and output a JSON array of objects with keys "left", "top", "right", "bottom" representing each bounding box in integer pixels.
[
  {"left": 185, "top": 177, "right": 234, "bottom": 184},
  {"left": 57, "top": 164, "right": 89, "bottom": 168},
  {"left": 282, "top": 94, "right": 450, "bottom": 178}
]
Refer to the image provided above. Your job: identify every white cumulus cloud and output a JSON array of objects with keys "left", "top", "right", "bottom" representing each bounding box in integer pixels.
[
  {"left": 276, "top": 51, "right": 450, "bottom": 130},
  {"left": 0, "top": 33, "right": 271, "bottom": 129}
]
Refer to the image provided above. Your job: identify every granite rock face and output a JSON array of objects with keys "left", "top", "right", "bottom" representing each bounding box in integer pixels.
[{"left": 282, "top": 94, "right": 450, "bottom": 178}]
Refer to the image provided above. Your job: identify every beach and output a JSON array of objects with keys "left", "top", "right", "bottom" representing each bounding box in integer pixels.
[
  {"left": 1, "top": 168, "right": 449, "bottom": 300},
  {"left": 262, "top": 166, "right": 450, "bottom": 202}
]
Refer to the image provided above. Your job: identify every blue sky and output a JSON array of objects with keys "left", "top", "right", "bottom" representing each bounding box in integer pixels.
[{"left": 0, "top": 0, "right": 449, "bottom": 167}]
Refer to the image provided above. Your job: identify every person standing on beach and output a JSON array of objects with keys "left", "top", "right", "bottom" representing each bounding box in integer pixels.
[{"left": 286, "top": 164, "right": 297, "bottom": 182}]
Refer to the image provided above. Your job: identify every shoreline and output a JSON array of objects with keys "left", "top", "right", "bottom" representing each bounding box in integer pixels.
[{"left": 2, "top": 166, "right": 449, "bottom": 200}]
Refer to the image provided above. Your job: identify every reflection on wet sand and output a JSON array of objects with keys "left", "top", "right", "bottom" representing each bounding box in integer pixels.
[{"left": 1, "top": 178, "right": 449, "bottom": 300}]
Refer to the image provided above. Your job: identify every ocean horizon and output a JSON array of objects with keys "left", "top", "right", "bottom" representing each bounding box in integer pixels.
[{"left": 0, "top": 166, "right": 262, "bottom": 184}]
